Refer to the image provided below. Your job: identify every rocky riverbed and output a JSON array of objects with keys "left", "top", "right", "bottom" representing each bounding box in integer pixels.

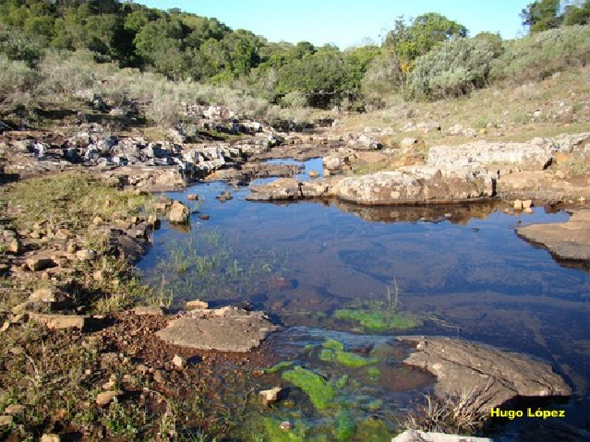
[{"left": 0, "top": 105, "right": 588, "bottom": 441}]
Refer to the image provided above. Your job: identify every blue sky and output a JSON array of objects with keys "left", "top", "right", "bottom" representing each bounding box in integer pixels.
[{"left": 136, "top": 1, "right": 532, "bottom": 48}]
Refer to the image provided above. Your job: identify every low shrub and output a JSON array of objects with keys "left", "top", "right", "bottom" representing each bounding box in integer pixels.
[
  {"left": 407, "top": 37, "right": 500, "bottom": 100},
  {"left": 490, "top": 25, "right": 590, "bottom": 84}
]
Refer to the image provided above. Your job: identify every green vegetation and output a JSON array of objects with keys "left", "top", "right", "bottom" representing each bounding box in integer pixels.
[
  {"left": 1, "top": 0, "right": 589, "bottom": 116},
  {"left": 521, "top": 0, "right": 590, "bottom": 33},
  {"left": 281, "top": 366, "right": 337, "bottom": 411},
  {"left": 334, "top": 307, "right": 420, "bottom": 332},
  {"left": 265, "top": 360, "right": 295, "bottom": 374},
  {"left": 319, "top": 339, "right": 378, "bottom": 368},
  {"left": 334, "top": 410, "right": 357, "bottom": 441},
  {"left": 262, "top": 418, "right": 308, "bottom": 442}
]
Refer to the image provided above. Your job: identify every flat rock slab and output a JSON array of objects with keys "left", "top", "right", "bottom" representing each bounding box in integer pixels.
[
  {"left": 392, "top": 430, "right": 493, "bottom": 442},
  {"left": 399, "top": 337, "right": 571, "bottom": 416},
  {"left": 156, "top": 306, "right": 279, "bottom": 352},
  {"left": 516, "top": 209, "right": 590, "bottom": 264}
]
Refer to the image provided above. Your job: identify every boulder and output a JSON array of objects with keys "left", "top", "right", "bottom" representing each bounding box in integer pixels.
[
  {"left": 516, "top": 209, "right": 590, "bottom": 263},
  {"left": 399, "top": 337, "right": 571, "bottom": 416},
  {"left": 168, "top": 201, "right": 190, "bottom": 224},
  {"left": 247, "top": 178, "right": 302, "bottom": 201},
  {"left": 156, "top": 306, "right": 278, "bottom": 352},
  {"left": 332, "top": 168, "right": 494, "bottom": 205}
]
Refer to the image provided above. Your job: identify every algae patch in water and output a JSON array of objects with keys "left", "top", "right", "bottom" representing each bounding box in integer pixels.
[
  {"left": 263, "top": 418, "right": 309, "bottom": 442},
  {"left": 334, "top": 307, "right": 420, "bottom": 332},
  {"left": 334, "top": 409, "right": 357, "bottom": 441},
  {"left": 266, "top": 360, "right": 295, "bottom": 374},
  {"left": 282, "top": 366, "right": 337, "bottom": 411},
  {"left": 319, "top": 339, "right": 378, "bottom": 368}
]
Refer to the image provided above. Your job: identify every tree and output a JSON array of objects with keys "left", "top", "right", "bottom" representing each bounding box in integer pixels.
[
  {"left": 521, "top": 0, "right": 562, "bottom": 33},
  {"left": 562, "top": 0, "right": 590, "bottom": 25},
  {"left": 384, "top": 13, "right": 468, "bottom": 63}
]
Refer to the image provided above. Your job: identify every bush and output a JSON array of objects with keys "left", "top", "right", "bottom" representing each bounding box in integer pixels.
[
  {"left": 407, "top": 37, "right": 500, "bottom": 100},
  {"left": 0, "top": 55, "right": 39, "bottom": 112},
  {"left": 0, "top": 23, "right": 43, "bottom": 68},
  {"left": 490, "top": 25, "right": 590, "bottom": 83}
]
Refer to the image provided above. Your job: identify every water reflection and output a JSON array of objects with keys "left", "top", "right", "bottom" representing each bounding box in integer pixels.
[{"left": 138, "top": 180, "right": 589, "bottom": 432}]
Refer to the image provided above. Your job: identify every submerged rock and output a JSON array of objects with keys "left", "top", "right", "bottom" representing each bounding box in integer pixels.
[
  {"left": 516, "top": 209, "right": 590, "bottom": 264},
  {"left": 156, "top": 306, "right": 278, "bottom": 352},
  {"left": 399, "top": 336, "right": 571, "bottom": 416}
]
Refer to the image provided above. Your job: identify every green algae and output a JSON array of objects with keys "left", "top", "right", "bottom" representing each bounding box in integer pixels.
[
  {"left": 282, "top": 366, "right": 337, "bottom": 411},
  {"left": 319, "top": 339, "right": 378, "bottom": 368},
  {"left": 263, "top": 418, "right": 307, "bottom": 442},
  {"left": 365, "top": 366, "right": 381, "bottom": 382},
  {"left": 334, "top": 308, "right": 420, "bottom": 332},
  {"left": 334, "top": 409, "right": 357, "bottom": 441},
  {"left": 355, "top": 419, "right": 393, "bottom": 442},
  {"left": 266, "top": 360, "right": 295, "bottom": 374}
]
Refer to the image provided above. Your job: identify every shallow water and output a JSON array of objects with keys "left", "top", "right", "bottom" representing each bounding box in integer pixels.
[{"left": 138, "top": 167, "right": 589, "bottom": 437}]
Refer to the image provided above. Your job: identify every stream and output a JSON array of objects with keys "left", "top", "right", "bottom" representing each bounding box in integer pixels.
[{"left": 137, "top": 159, "right": 589, "bottom": 440}]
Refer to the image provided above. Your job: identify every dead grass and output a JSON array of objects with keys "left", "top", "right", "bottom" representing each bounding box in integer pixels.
[{"left": 337, "top": 65, "right": 590, "bottom": 148}]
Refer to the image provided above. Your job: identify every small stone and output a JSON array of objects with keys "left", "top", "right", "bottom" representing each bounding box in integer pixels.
[
  {"left": 513, "top": 199, "right": 524, "bottom": 211},
  {"left": 0, "top": 321, "right": 10, "bottom": 332},
  {"left": 136, "top": 364, "right": 149, "bottom": 375},
  {"left": 93, "top": 216, "right": 104, "bottom": 225},
  {"left": 132, "top": 306, "right": 164, "bottom": 316},
  {"left": 522, "top": 199, "right": 533, "bottom": 210},
  {"left": 153, "top": 369, "right": 166, "bottom": 384},
  {"left": 55, "top": 229, "right": 71, "bottom": 240},
  {"left": 0, "top": 415, "right": 14, "bottom": 426},
  {"left": 40, "top": 434, "right": 61, "bottom": 442},
  {"left": 3, "top": 404, "right": 25, "bottom": 416},
  {"left": 168, "top": 201, "right": 190, "bottom": 224},
  {"left": 147, "top": 215, "right": 160, "bottom": 229},
  {"left": 259, "top": 387, "right": 282, "bottom": 405},
  {"left": 29, "top": 313, "right": 85, "bottom": 330},
  {"left": 308, "top": 170, "right": 319, "bottom": 178},
  {"left": 172, "top": 355, "right": 186, "bottom": 370},
  {"left": 8, "top": 239, "right": 21, "bottom": 254},
  {"left": 524, "top": 207, "right": 533, "bottom": 214},
  {"left": 75, "top": 249, "right": 95, "bottom": 261},
  {"left": 186, "top": 300, "right": 209, "bottom": 310},
  {"left": 66, "top": 242, "right": 77, "bottom": 254},
  {"left": 279, "top": 421, "right": 293, "bottom": 431},
  {"left": 96, "top": 390, "right": 122, "bottom": 407},
  {"left": 187, "top": 194, "right": 199, "bottom": 201},
  {"left": 102, "top": 380, "right": 117, "bottom": 391}
]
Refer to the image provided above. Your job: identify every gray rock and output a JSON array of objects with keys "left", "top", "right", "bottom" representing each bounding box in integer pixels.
[
  {"left": 132, "top": 306, "right": 164, "bottom": 316},
  {"left": 96, "top": 390, "right": 122, "bottom": 407},
  {"left": 167, "top": 201, "right": 190, "bottom": 224},
  {"left": 399, "top": 336, "right": 571, "bottom": 416},
  {"left": 392, "top": 430, "right": 493, "bottom": 442},
  {"left": 29, "top": 313, "right": 85, "bottom": 330},
  {"left": 247, "top": 178, "right": 302, "bottom": 201},
  {"left": 333, "top": 168, "right": 493, "bottom": 205},
  {"left": 516, "top": 209, "right": 590, "bottom": 263},
  {"left": 156, "top": 306, "right": 278, "bottom": 352}
]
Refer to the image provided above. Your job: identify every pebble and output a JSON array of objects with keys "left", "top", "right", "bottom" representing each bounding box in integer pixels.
[
  {"left": 96, "top": 390, "right": 122, "bottom": 407},
  {"left": 172, "top": 355, "right": 186, "bottom": 369},
  {"left": 279, "top": 421, "right": 293, "bottom": 431}
]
